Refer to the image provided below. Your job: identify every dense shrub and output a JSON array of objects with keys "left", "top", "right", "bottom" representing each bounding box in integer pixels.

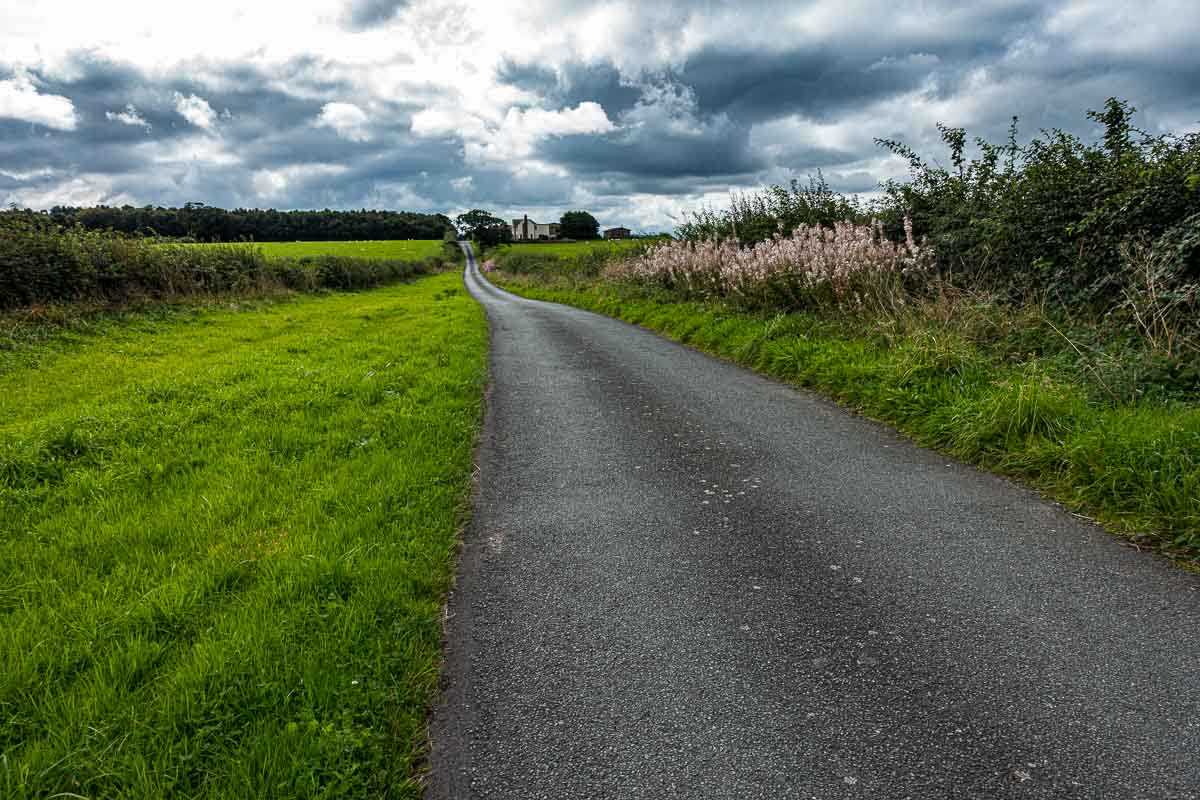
[
  {"left": 677, "top": 173, "right": 867, "bottom": 244},
  {"left": 0, "top": 214, "right": 444, "bottom": 308},
  {"left": 874, "top": 99, "right": 1200, "bottom": 305},
  {"left": 659, "top": 99, "right": 1200, "bottom": 351}
]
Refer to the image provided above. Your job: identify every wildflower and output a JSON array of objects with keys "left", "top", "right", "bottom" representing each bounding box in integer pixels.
[{"left": 605, "top": 217, "right": 931, "bottom": 312}]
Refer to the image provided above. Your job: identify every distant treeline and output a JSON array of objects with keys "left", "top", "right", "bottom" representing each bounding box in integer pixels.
[{"left": 28, "top": 204, "right": 454, "bottom": 243}]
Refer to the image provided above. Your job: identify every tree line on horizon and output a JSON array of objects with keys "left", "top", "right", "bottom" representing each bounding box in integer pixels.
[{"left": 7, "top": 203, "right": 454, "bottom": 243}]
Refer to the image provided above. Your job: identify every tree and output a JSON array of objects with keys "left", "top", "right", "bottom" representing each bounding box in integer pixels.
[
  {"left": 455, "top": 209, "right": 511, "bottom": 247},
  {"left": 559, "top": 210, "right": 599, "bottom": 240}
]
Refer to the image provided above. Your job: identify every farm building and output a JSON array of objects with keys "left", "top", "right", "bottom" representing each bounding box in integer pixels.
[
  {"left": 511, "top": 215, "right": 560, "bottom": 241},
  {"left": 604, "top": 226, "right": 631, "bottom": 239}
]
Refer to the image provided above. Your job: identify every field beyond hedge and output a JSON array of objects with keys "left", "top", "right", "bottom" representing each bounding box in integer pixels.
[
  {"left": 0, "top": 212, "right": 457, "bottom": 309},
  {"left": 245, "top": 240, "right": 446, "bottom": 261},
  {"left": 0, "top": 272, "right": 487, "bottom": 798},
  {"left": 492, "top": 239, "right": 649, "bottom": 260}
]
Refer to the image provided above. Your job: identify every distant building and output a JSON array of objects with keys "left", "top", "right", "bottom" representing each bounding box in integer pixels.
[
  {"left": 512, "top": 215, "right": 560, "bottom": 241},
  {"left": 604, "top": 226, "right": 631, "bottom": 240}
]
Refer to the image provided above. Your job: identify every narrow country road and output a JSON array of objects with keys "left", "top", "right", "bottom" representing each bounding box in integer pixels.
[{"left": 427, "top": 245, "right": 1200, "bottom": 799}]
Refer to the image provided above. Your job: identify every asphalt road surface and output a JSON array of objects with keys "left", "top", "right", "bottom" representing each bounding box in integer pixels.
[{"left": 427, "top": 245, "right": 1200, "bottom": 799}]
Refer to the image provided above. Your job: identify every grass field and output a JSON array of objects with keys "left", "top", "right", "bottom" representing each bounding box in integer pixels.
[
  {"left": 485, "top": 239, "right": 654, "bottom": 279},
  {"left": 0, "top": 271, "right": 487, "bottom": 798},
  {"left": 250, "top": 240, "right": 448, "bottom": 261},
  {"left": 492, "top": 239, "right": 651, "bottom": 260}
]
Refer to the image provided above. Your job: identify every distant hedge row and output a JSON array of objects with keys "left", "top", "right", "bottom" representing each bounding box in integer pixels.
[
  {"left": 36, "top": 204, "right": 454, "bottom": 243},
  {"left": 0, "top": 214, "right": 452, "bottom": 308}
]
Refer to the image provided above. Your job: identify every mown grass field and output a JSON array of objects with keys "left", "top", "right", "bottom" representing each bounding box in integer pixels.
[
  {"left": 242, "top": 240, "right": 447, "bottom": 261},
  {"left": 493, "top": 275, "right": 1200, "bottom": 563},
  {"left": 0, "top": 271, "right": 487, "bottom": 798}
]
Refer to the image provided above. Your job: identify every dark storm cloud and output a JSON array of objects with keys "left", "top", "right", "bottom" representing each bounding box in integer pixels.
[
  {"left": 342, "top": 0, "right": 409, "bottom": 29},
  {"left": 5, "top": 0, "right": 1200, "bottom": 226},
  {"left": 673, "top": 48, "right": 934, "bottom": 123},
  {"left": 540, "top": 122, "right": 762, "bottom": 181},
  {"left": 497, "top": 59, "right": 642, "bottom": 117}
]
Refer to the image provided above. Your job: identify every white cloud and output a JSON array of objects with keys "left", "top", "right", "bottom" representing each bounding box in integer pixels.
[
  {"left": 2, "top": 174, "right": 134, "bottom": 208},
  {"left": 410, "top": 107, "right": 488, "bottom": 140},
  {"left": 415, "top": 101, "right": 614, "bottom": 165},
  {"left": 173, "top": 92, "right": 218, "bottom": 130},
  {"left": 137, "top": 134, "right": 242, "bottom": 166},
  {"left": 0, "top": 72, "right": 77, "bottom": 130},
  {"left": 1045, "top": 0, "right": 1200, "bottom": 61},
  {"left": 315, "top": 102, "right": 372, "bottom": 142},
  {"left": 251, "top": 163, "right": 349, "bottom": 199},
  {"left": 105, "top": 103, "right": 150, "bottom": 129},
  {"left": 0, "top": 166, "right": 57, "bottom": 181}
]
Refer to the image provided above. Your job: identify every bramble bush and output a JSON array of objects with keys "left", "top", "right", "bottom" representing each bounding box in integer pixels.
[{"left": 873, "top": 99, "right": 1200, "bottom": 308}]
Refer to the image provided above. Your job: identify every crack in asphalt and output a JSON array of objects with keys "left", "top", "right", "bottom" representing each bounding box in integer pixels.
[{"left": 426, "top": 245, "right": 1200, "bottom": 799}]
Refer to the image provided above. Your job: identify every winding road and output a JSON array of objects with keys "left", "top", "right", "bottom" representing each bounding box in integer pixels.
[{"left": 427, "top": 245, "right": 1200, "bottom": 799}]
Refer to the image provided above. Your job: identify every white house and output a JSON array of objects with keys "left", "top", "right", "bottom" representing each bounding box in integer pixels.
[{"left": 511, "top": 215, "right": 560, "bottom": 241}]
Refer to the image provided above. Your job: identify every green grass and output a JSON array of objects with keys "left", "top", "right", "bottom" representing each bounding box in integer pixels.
[
  {"left": 493, "top": 276, "right": 1200, "bottom": 563},
  {"left": 484, "top": 239, "right": 654, "bottom": 281},
  {"left": 249, "top": 240, "right": 447, "bottom": 260},
  {"left": 491, "top": 240, "right": 650, "bottom": 260},
  {"left": 0, "top": 271, "right": 488, "bottom": 798}
]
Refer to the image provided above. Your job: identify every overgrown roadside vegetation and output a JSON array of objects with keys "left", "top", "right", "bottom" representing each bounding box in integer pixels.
[
  {"left": 493, "top": 100, "right": 1200, "bottom": 563},
  {"left": 0, "top": 271, "right": 488, "bottom": 797}
]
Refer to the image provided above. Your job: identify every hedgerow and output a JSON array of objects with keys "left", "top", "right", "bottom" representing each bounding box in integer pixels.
[{"left": 0, "top": 213, "right": 452, "bottom": 308}]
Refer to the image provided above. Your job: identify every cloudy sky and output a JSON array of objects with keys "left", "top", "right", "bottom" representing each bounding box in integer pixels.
[{"left": 1, "top": 1, "right": 1197, "bottom": 231}]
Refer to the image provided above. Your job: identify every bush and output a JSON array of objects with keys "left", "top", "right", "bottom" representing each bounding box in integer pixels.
[
  {"left": 875, "top": 99, "right": 1200, "bottom": 306},
  {"left": 677, "top": 173, "right": 867, "bottom": 244}
]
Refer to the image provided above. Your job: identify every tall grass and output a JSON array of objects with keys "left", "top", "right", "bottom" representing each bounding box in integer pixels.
[{"left": 608, "top": 219, "right": 928, "bottom": 313}]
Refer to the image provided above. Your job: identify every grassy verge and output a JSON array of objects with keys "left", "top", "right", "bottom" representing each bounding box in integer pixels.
[
  {"left": 0, "top": 271, "right": 488, "bottom": 797},
  {"left": 493, "top": 274, "right": 1200, "bottom": 563}
]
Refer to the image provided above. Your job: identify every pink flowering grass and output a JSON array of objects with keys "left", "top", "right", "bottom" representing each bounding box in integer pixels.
[{"left": 606, "top": 219, "right": 931, "bottom": 313}]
